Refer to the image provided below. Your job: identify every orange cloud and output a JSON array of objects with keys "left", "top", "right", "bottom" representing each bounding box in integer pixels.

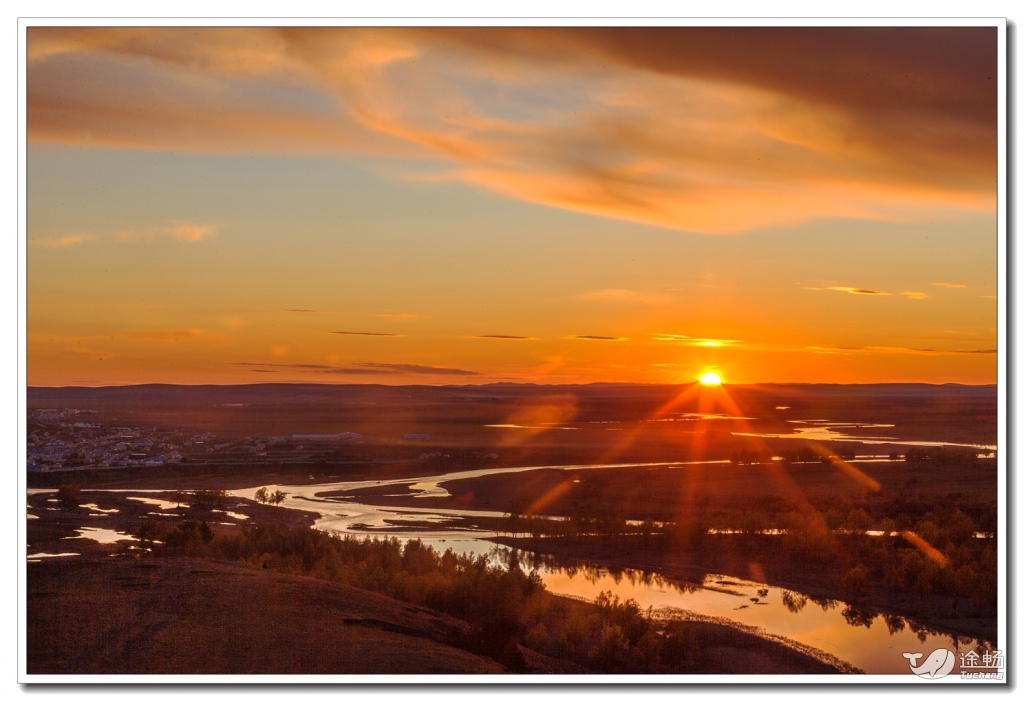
[
  {"left": 125, "top": 328, "right": 203, "bottom": 342},
  {"left": 805, "top": 286, "right": 890, "bottom": 296},
  {"left": 33, "top": 233, "right": 94, "bottom": 248},
  {"left": 651, "top": 334, "right": 742, "bottom": 347},
  {"left": 27, "top": 27, "right": 996, "bottom": 234},
  {"left": 165, "top": 221, "right": 215, "bottom": 242}
]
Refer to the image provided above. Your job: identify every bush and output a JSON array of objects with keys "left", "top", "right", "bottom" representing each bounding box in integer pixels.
[{"left": 56, "top": 483, "right": 81, "bottom": 508}]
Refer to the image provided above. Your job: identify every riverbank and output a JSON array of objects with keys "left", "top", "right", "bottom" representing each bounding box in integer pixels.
[
  {"left": 26, "top": 491, "right": 849, "bottom": 675},
  {"left": 489, "top": 534, "right": 996, "bottom": 643}
]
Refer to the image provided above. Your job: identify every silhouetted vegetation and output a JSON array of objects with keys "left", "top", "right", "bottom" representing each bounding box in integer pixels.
[
  {"left": 497, "top": 501, "right": 996, "bottom": 616},
  {"left": 56, "top": 483, "right": 81, "bottom": 508},
  {"left": 191, "top": 488, "right": 228, "bottom": 510},
  {"left": 137, "top": 521, "right": 715, "bottom": 672}
]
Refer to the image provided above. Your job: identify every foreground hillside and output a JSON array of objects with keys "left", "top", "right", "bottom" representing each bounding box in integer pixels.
[
  {"left": 28, "top": 556, "right": 505, "bottom": 675},
  {"left": 27, "top": 490, "right": 849, "bottom": 675}
]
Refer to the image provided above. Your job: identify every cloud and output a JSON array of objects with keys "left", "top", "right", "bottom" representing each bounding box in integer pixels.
[
  {"left": 805, "top": 345, "right": 996, "bottom": 355},
  {"left": 118, "top": 220, "right": 216, "bottom": 243},
  {"left": 805, "top": 286, "right": 890, "bottom": 296},
  {"left": 469, "top": 334, "right": 536, "bottom": 340},
  {"left": 354, "top": 363, "right": 478, "bottom": 376},
  {"left": 165, "top": 221, "right": 215, "bottom": 242},
  {"left": 578, "top": 288, "right": 672, "bottom": 304},
  {"left": 651, "top": 334, "right": 742, "bottom": 347},
  {"left": 27, "top": 27, "right": 996, "bottom": 234},
  {"left": 981, "top": 295, "right": 997, "bottom": 300},
  {"left": 932, "top": 282, "right": 967, "bottom": 288},
  {"left": 331, "top": 331, "right": 403, "bottom": 337},
  {"left": 33, "top": 233, "right": 94, "bottom": 248},
  {"left": 231, "top": 361, "right": 478, "bottom": 376},
  {"left": 570, "top": 335, "right": 626, "bottom": 341},
  {"left": 125, "top": 328, "right": 203, "bottom": 342},
  {"left": 901, "top": 291, "right": 929, "bottom": 300},
  {"left": 277, "top": 308, "right": 325, "bottom": 314}
]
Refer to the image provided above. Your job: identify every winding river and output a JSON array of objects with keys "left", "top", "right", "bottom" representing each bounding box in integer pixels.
[{"left": 230, "top": 459, "right": 994, "bottom": 675}]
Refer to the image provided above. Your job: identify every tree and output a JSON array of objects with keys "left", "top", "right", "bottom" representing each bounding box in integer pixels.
[
  {"left": 56, "top": 483, "right": 81, "bottom": 508},
  {"left": 270, "top": 490, "right": 287, "bottom": 505},
  {"left": 192, "top": 488, "right": 227, "bottom": 510},
  {"left": 254, "top": 487, "right": 269, "bottom": 504},
  {"left": 842, "top": 565, "right": 871, "bottom": 601}
]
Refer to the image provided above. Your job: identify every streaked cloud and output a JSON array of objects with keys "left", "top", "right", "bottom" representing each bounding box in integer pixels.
[
  {"left": 901, "top": 291, "right": 928, "bottom": 300},
  {"left": 125, "top": 328, "right": 203, "bottom": 342},
  {"left": 578, "top": 288, "right": 672, "bottom": 304},
  {"left": 570, "top": 335, "right": 627, "bottom": 341},
  {"left": 330, "top": 331, "right": 403, "bottom": 337},
  {"left": 27, "top": 27, "right": 996, "bottom": 233},
  {"left": 355, "top": 362, "right": 478, "bottom": 376},
  {"left": 165, "top": 221, "right": 215, "bottom": 242},
  {"left": 278, "top": 308, "right": 324, "bottom": 314},
  {"left": 805, "top": 286, "right": 890, "bottom": 296},
  {"left": 33, "top": 233, "right": 94, "bottom": 248},
  {"left": 651, "top": 333, "right": 742, "bottom": 347},
  {"left": 932, "top": 282, "right": 967, "bottom": 288},
  {"left": 469, "top": 335, "right": 536, "bottom": 340},
  {"left": 231, "top": 361, "right": 478, "bottom": 375},
  {"left": 118, "top": 220, "right": 216, "bottom": 244},
  {"left": 805, "top": 345, "right": 996, "bottom": 355}
]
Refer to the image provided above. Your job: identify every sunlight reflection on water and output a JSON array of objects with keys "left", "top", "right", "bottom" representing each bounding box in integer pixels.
[{"left": 234, "top": 458, "right": 993, "bottom": 675}]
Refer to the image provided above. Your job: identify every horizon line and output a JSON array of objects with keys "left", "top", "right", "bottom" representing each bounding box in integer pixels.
[{"left": 25, "top": 380, "right": 999, "bottom": 390}]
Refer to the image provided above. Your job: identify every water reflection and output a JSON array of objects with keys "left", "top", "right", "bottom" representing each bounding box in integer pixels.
[
  {"left": 500, "top": 546, "right": 991, "bottom": 675},
  {"left": 232, "top": 462, "right": 995, "bottom": 676}
]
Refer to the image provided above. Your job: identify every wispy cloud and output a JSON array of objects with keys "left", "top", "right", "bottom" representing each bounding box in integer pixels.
[
  {"left": 570, "top": 335, "right": 627, "bottom": 341},
  {"left": 331, "top": 331, "right": 403, "bottom": 337},
  {"left": 125, "top": 328, "right": 203, "bottom": 342},
  {"left": 165, "top": 220, "right": 215, "bottom": 242},
  {"left": 231, "top": 361, "right": 478, "bottom": 376},
  {"left": 27, "top": 27, "right": 996, "bottom": 233},
  {"left": 469, "top": 334, "right": 536, "bottom": 340},
  {"left": 932, "top": 282, "right": 967, "bottom": 288},
  {"left": 805, "top": 286, "right": 890, "bottom": 296},
  {"left": 805, "top": 345, "right": 996, "bottom": 355},
  {"left": 119, "top": 220, "right": 216, "bottom": 243},
  {"left": 356, "top": 363, "right": 478, "bottom": 376},
  {"left": 278, "top": 308, "right": 325, "bottom": 314},
  {"left": 901, "top": 291, "right": 928, "bottom": 300},
  {"left": 578, "top": 288, "right": 671, "bottom": 304},
  {"left": 34, "top": 233, "right": 94, "bottom": 248},
  {"left": 651, "top": 333, "right": 741, "bottom": 347}
]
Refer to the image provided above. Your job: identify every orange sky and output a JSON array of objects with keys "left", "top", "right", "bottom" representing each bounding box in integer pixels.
[{"left": 26, "top": 27, "right": 999, "bottom": 386}]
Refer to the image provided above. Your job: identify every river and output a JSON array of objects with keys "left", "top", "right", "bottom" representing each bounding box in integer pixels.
[{"left": 230, "top": 459, "right": 993, "bottom": 675}]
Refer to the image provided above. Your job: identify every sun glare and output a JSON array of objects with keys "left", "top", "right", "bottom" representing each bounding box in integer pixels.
[{"left": 699, "top": 372, "right": 722, "bottom": 386}]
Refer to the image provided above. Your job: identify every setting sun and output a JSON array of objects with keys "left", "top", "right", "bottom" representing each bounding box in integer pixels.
[{"left": 699, "top": 372, "right": 722, "bottom": 386}]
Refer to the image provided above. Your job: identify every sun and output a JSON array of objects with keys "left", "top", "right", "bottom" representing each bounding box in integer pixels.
[{"left": 699, "top": 371, "right": 722, "bottom": 386}]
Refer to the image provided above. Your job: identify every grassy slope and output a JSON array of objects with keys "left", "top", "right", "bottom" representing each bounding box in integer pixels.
[{"left": 28, "top": 556, "right": 505, "bottom": 675}]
